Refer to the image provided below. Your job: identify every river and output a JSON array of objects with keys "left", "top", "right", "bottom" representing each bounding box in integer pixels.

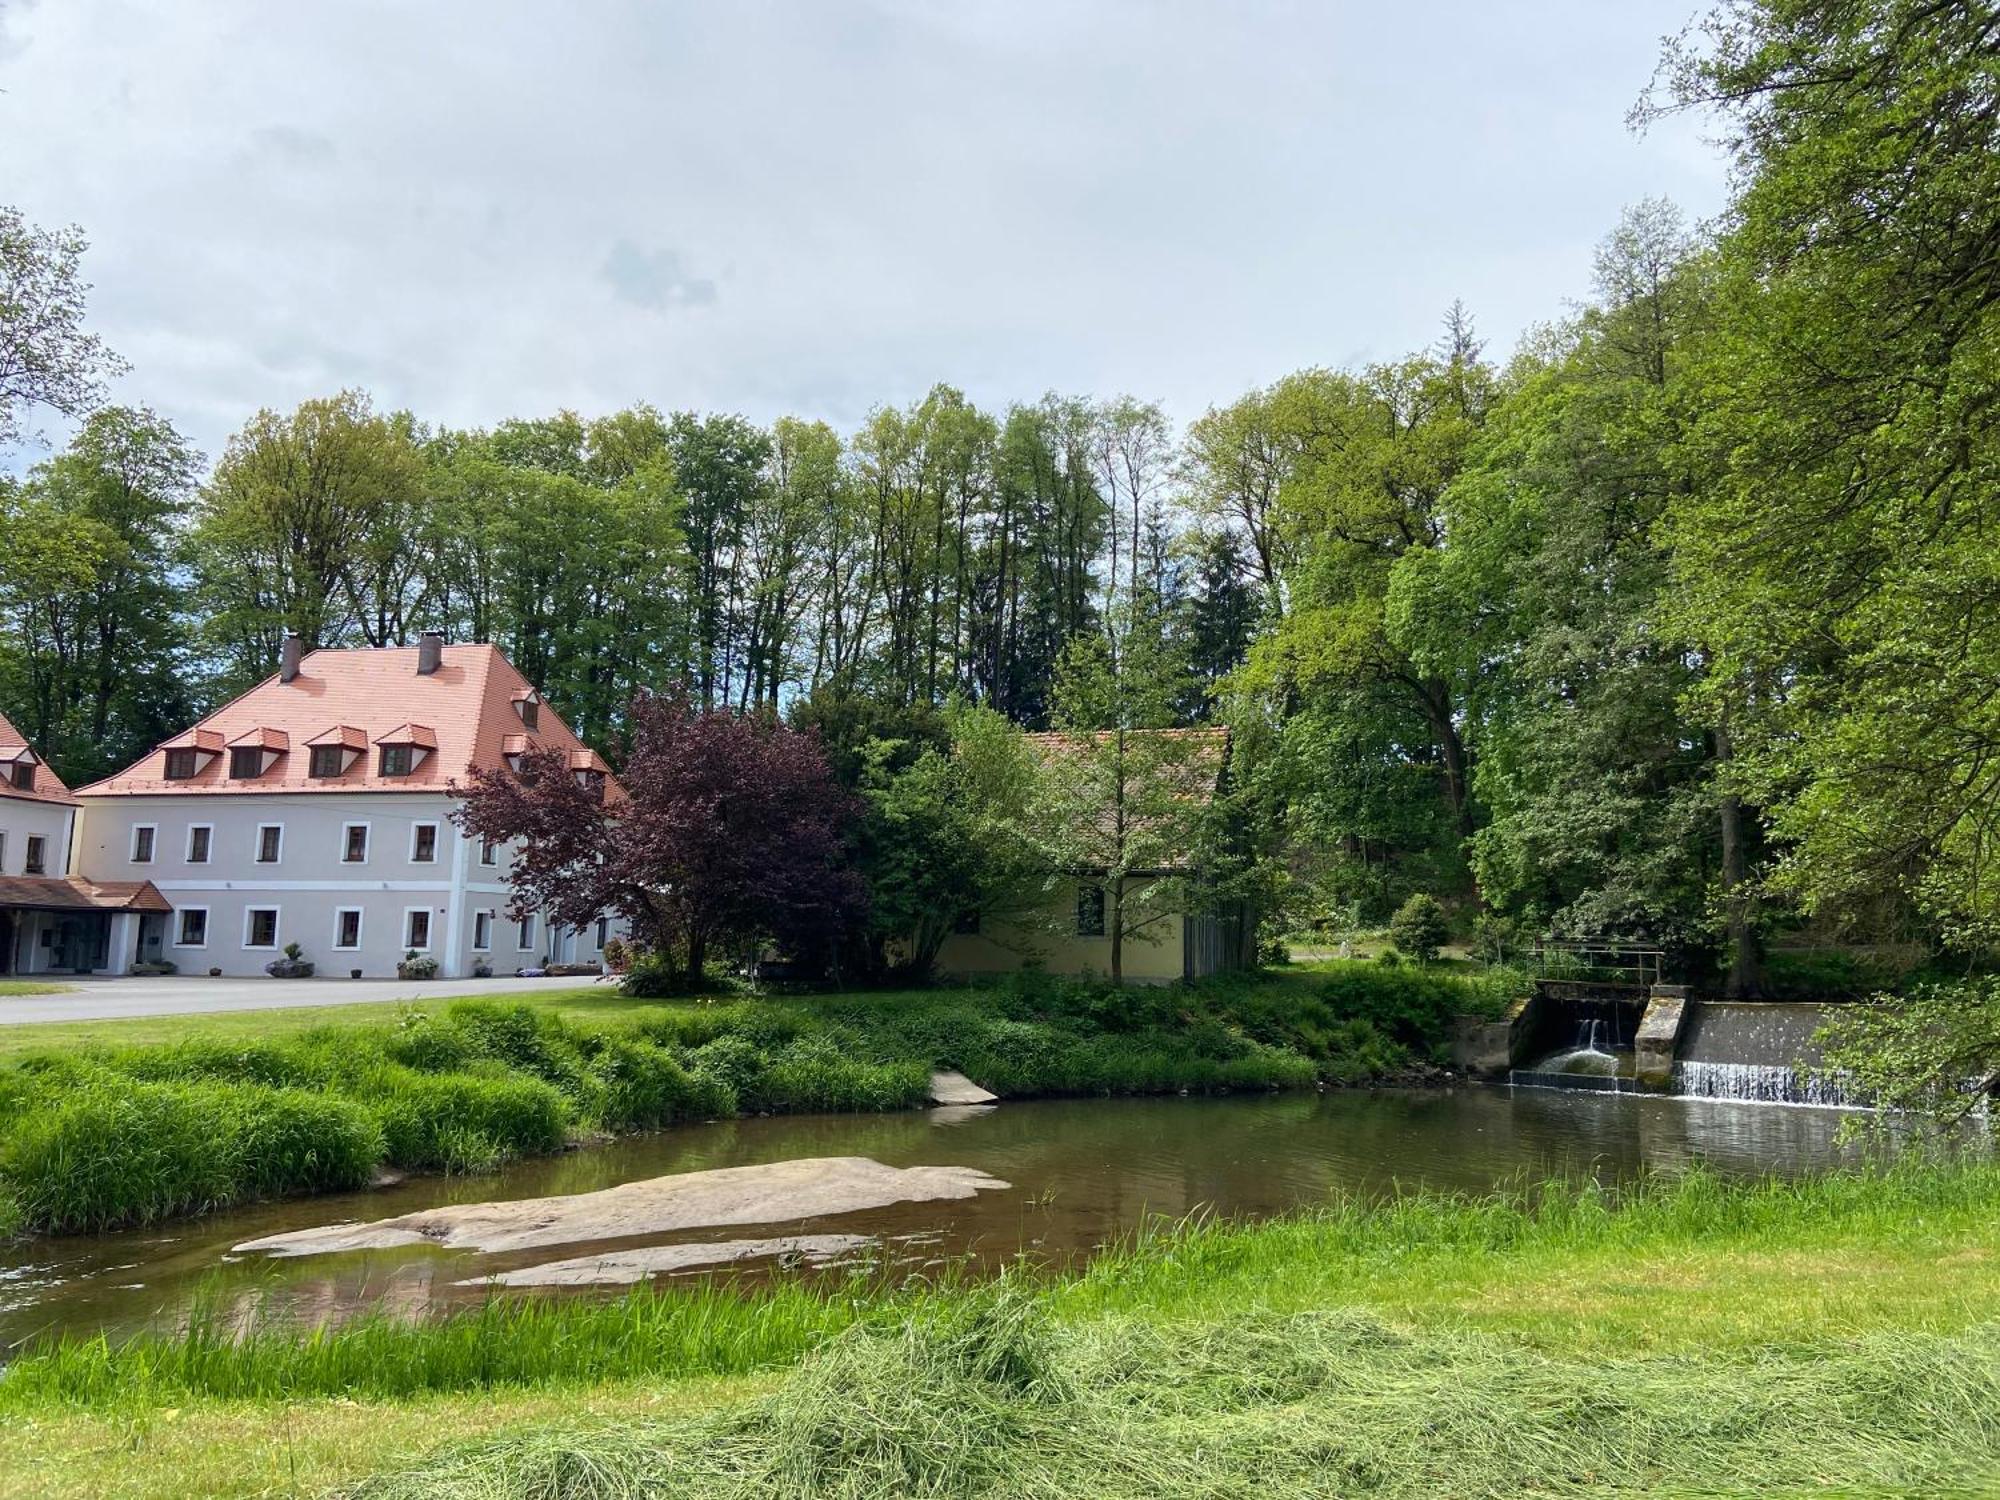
[{"left": 0, "top": 1083, "right": 1888, "bottom": 1348}]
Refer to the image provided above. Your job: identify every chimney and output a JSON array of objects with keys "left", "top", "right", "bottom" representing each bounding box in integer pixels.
[
  {"left": 417, "top": 629, "right": 445, "bottom": 676},
  {"left": 279, "top": 631, "right": 303, "bottom": 683}
]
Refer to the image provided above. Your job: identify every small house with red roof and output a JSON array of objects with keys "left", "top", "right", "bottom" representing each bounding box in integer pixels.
[
  {"left": 72, "top": 631, "right": 624, "bottom": 978},
  {"left": 1, "top": 711, "right": 171, "bottom": 975}
]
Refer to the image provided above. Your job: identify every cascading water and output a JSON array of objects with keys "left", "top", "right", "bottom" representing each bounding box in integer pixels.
[
  {"left": 1509, "top": 1013, "right": 1642, "bottom": 1093},
  {"left": 1672, "top": 1060, "right": 1858, "bottom": 1108}
]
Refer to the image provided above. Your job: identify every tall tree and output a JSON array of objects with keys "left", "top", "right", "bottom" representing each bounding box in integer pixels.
[{"left": 0, "top": 206, "right": 126, "bottom": 452}]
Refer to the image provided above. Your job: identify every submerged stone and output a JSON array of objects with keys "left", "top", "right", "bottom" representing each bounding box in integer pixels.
[
  {"left": 929, "top": 1069, "right": 999, "bottom": 1106},
  {"left": 231, "top": 1156, "right": 1011, "bottom": 1258},
  {"left": 459, "top": 1233, "right": 874, "bottom": 1286}
]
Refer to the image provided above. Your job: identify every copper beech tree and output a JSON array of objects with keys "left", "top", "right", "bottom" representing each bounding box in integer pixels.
[{"left": 454, "top": 691, "right": 865, "bottom": 979}]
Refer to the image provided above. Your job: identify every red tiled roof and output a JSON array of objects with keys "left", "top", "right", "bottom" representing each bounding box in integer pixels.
[
  {"left": 0, "top": 876, "right": 171, "bottom": 913},
  {"left": 0, "top": 711, "right": 78, "bottom": 807},
  {"left": 305, "top": 724, "right": 368, "bottom": 749},
  {"left": 77, "top": 643, "right": 619, "bottom": 799},
  {"left": 162, "top": 727, "right": 226, "bottom": 753}
]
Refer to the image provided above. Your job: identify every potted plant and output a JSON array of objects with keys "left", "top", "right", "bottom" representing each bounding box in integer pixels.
[
  {"left": 265, "top": 942, "right": 314, "bottom": 979},
  {"left": 471, "top": 960, "right": 493, "bottom": 979},
  {"left": 350, "top": 967, "right": 363, "bottom": 980},
  {"left": 397, "top": 949, "right": 440, "bottom": 981},
  {"left": 208, "top": 965, "right": 222, "bottom": 978}
]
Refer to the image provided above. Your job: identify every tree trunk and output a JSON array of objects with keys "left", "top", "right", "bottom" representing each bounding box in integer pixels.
[
  {"left": 1715, "top": 722, "right": 1761, "bottom": 998},
  {"left": 1109, "top": 877, "right": 1124, "bottom": 986},
  {"left": 686, "top": 925, "right": 708, "bottom": 983}
]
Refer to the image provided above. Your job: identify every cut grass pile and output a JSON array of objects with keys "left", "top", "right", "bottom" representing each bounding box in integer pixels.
[
  {"left": 0, "top": 967, "right": 1481, "bottom": 1235},
  {"left": 342, "top": 1295, "right": 2000, "bottom": 1500}
]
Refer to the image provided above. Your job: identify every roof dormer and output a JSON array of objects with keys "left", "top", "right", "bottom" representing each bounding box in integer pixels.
[
  {"left": 305, "top": 724, "right": 367, "bottom": 779},
  {"left": 511, "top": 688, "right": 541, "bottom": 731},
  {"left": 226, "top": 726, "right": 289, "bottom": 779},
  {"left": 1, "top": 745, "right": 38, "bottom": 792},
  {"left": 374, "top": 723, "right": 437, "bottom": 778},
  {"left": 160, "top": 727, "right": 225, "bottom": 781}
]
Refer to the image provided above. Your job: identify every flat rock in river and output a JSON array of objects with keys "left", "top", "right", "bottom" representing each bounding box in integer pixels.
[
  {"left": 461, "top": 1233, "right": 874, "bottom": 1287},
  {"left": 929, "top": 1070, "right": 998, "bottom": 1105},
  {"left": 231, "top": 1156, "right": 1010, "bottom": 1258}
]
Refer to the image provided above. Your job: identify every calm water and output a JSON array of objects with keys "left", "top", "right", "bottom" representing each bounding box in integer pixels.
[{"left": 0, "top": 1086, "right": 1875, "bottom": 1346}]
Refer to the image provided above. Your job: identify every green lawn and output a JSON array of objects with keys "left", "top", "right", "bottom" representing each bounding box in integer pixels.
[
  {"left": 0, "top": 979, "right": 75, "bottom": 1000},
  {"left": 0, "top": 984, "right": 631, "bottom": 1060}
]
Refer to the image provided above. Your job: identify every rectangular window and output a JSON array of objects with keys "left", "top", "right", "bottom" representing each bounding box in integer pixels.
[
  {"left": 24, "top": 835, "right": 45, "bottom": 875},
  {"left": 175, "top": 907, "right": 208, "bottom": 947},
  {"left": 229, "top": 746, "right": 264, "bottom": 779},
  {"left": 519, "top": 701, "right": 539, "bottom": 730},
  {"left": 405, "top": 908, "right": 431, "bottom": 950},
  {"left": 480, "top": 839, "right": 498, "bottom": 866},
  {"left": 256, "top": 824, "right": 283, "bottom": 864},
  {"left": 131, "top": 825, "right": 156, "bottom": 863},
  {"left": 163, "top": 748, "right": 199, "bottom": 780},
  {"left": 410, "top": 823, "right": 438, "bottom": 863},
  {"left": 244, "top": 907, "right": 279, "bottom": 949},
  {"left": 516, "top": 914, "right": 536, "bottom": 951},
  {"left": 342, "top": 823, "right": 369, "bottom": 863},
  {"left": 379, "top": 745, "right": 413, "bottom": 777},
  {"left": 309, "top": 745, "right": 344, "bottom": 779},
  {"left": 9, "top": 762, "right": 32, "bottom": 791},
  {"left": 333, "top": 908, "right": 362, "bottom": 949},
  {"left": 186, "top": 824, "right": 212, "bottom": 863},
  {"left": 1075, "top": 883, "right": 1106, "bottom": 937},
  {"left": 473, "top": 911, "right": 493, "bottom": 951},
  {"left": 595, "top": 917, "right": 609, "bottom": 949}
]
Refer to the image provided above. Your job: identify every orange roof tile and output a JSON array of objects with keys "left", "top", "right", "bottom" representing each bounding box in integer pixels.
[
  {"left": 0, "top": 876, "right": 172, "bottom": 913},
  {"left": 161, "top": 726, "right": 225, "bottom": 753},
  {"left": 0, "top": 711, "right": 78, "bottom": 807},
  {"left": 226, "top": 725, "right": 290, "bottom": 751},
  {"left": 77, "top": 643, "right": 619, "bottom": 800},
  {"left": 305, "top": 724, "right": 368, "bottom": 750}
]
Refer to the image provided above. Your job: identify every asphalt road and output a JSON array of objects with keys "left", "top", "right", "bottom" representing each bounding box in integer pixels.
[{"left": 0, "top": 972, "right": 612, "bottom": 1025}]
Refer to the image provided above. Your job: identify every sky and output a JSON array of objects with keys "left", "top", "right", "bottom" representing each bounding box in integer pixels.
[{"left": 2, "top": 0, "right": 1730, "bottom": 468}]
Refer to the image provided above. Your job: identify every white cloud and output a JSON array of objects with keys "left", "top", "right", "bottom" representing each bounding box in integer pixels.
[{"left": 0, "top": 0, "right": 1731, "bottom": 463}]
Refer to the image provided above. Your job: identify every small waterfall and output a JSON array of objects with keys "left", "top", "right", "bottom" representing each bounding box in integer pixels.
[{"left": 1673, "top": 1059, "right": 1859, "bottom": 1109}]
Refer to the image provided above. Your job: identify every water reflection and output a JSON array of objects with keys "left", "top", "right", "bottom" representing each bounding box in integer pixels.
[{"left": 0, "top": 1086, "right": 1889, "bottom": 1346}]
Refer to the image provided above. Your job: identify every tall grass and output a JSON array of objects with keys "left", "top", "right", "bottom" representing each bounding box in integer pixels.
[{"left": 9, "top": 1159, "right": 1997, "bottom": 1411}]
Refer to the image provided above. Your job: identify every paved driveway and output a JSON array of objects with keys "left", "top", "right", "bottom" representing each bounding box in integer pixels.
[{"left": 0, "top": 972, "right": 611, "bottom": 1026}]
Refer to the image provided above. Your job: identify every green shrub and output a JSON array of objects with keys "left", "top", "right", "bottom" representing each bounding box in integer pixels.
[
  {"left": 589, "top": 1037, "right": 733, "bottom": 1128},
  {"left": 107, "top": 1038, "right": 334, "bottom": 1090},
  {"left": 762, "top": 1038, "right": 930, "bottom": 1113},
  {"left": 1389, "top": 894, "right": 1448, "bottom": 964},
  {"left": 1313, "top": 961, "right": 1489, "bottom": 1063},
  {"left": 228, "top": 1088, "right": 382, "bottom": 1198},
  {"left": 370, "top": 1069, "right": 570, "bottom": 1172},
  {"left": 3, "top": 1081, "right": 242, "bottom": 1233}
]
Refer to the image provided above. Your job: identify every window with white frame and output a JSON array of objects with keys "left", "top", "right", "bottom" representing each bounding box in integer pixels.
[
  {"left": 341, "top": 823, "right": 369, "bottom": 863},
  {"left": 473, "top": 910, "right": 493, "bottom": 951},
  {"left": 131, "top": 824, "right": 157, "bottom": 863},
  {"left": 255, "top": 823, "right": 283, "bottom": 864},
  {"left": 175, "top": 907, "right": 209, "bottom": 947},
  {"left": 24, "top": 835, "right": 45, "bottom": 875},
  {"left": 516, "top": 913, "right": 537, "bottom": 951},
  {"left": 410, "top": 822, "right": 439, "bottom": 863},
  {"left": 404, "top": 907, "right": 432, "bottom": 950},
  {"left": 243, "top": 907, "right": 280, "bottom": 949},
  {"left": 186, "top": 824, "right": 212, "bottom": 863},
  {"left": 333, "top": 908, "right": 362, "bottom": 950}
]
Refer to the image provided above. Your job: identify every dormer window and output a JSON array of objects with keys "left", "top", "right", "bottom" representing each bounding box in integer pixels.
[
  {"left": 229, "top": 746, "right": 264, "bottom": 779},
  {"left": 8, "top": 762, "right": 31, "bottom": 792},
  {"left": 373, "top": 723, "right": 436, "bottom": 778},
  {"left": 380, "top": 745, "right": 413, "bottom": 777},
  {"left": 310, "top": 745, "right": 344, "bottom": 779},
  {"left": 520, "top": 701, "right": 539, "bottom": 730},
  {"left": 164, "top": 748, "right": 199, "bottom": 780}
]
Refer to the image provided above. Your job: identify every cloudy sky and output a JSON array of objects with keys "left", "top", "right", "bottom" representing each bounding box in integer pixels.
[{"left": 3, "top": 1, "right": 1727, "bottom": 466}]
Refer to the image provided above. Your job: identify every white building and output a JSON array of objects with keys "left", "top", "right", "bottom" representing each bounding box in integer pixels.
[
  {"left": 72, "top": 633, "right": 622, "bottom": 979},
  {"left": 0, "top": 711, "right": 171, "bottom": 975}
]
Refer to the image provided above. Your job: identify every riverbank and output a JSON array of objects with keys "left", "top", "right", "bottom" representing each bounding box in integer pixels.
[
  {"left": 0, "top": 966, "right": 1509, "bottom": 1236},
  {"left": 3, "top": 1161, "right": 1996, "bottom": 1497}
]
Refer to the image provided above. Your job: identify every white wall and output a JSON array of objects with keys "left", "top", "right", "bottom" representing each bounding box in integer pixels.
[
  {"left": 78, "top": 792, "right": 488, "bottom": 978},
  {"left": 0, "top": 797, "right": 74, "bottom": 878}
]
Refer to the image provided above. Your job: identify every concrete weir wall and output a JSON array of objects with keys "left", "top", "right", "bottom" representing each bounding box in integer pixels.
[
  {"left": 1452, "top": 992, "right": 1541, "bottom": 1077},
  {"left": 1633, "top": 985, "right": 1690, "bottom": 1089}
]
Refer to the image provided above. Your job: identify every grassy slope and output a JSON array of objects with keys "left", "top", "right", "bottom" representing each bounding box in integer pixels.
[
  {"left": 0, "top": 979, "right": 75, "bottom": 999},
  {"left": 5, "top": 1164, "right": 1997, "bottom": 1499}
]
